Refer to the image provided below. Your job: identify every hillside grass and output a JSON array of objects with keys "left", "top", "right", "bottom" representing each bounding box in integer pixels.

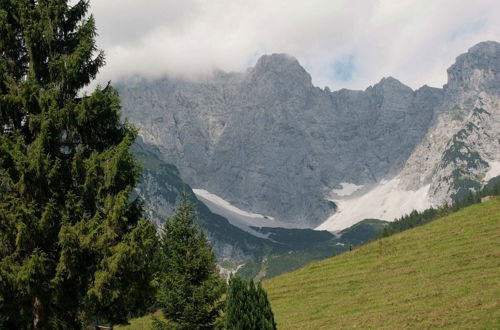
[
  {"left": 264, "top": 197, "right": 500, "bottom": 329},
  {"left": 238, "top": 219, "right": 388, "bottom": 280},
  {"left": 115, "top": 311, "right": 167, "bottom": 330}
]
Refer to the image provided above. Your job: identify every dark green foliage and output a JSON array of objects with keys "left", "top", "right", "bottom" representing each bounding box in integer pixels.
[
  {"left": 339, "top": 219, "right": 388, "bottom": 242},
  {"left": 473, "top": 107, "right": 490, "bottom": 116},
  {"left": 0, "top": 0, "right": 158, "bottom": 328},
  {"left": 156, "top": 193, "right": 225, "bottom": 330},
  {"left": 378, "top": 175, "right": 500, "bottom": 239},
  {"left": 224, "top": 276, "right": 276, "bottom": 330},
  {"left": 378, "top": 208, "right": 442, "bottom": 238},
  {"left": 439, "top": 114, "right": 489, "bottom": 201},
  {"left": 251, "top": 227, "right": 334, "bottom": 249},
  {"left": 451, "top": 175, "right": 483, "bottom": 201},
  {"left": 151, "top": 316, "right": 169, "bottom": 330},
  {"left": 482, "top": 175, "right": 500, "bottom": 193},
  {"left": 238, "top": 219, "right": 389, "bottom": 280}
]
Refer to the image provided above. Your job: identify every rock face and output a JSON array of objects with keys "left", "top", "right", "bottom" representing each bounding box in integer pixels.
[
  {"left": 119, "top": 41, "right": 500, "bottom": 228},
  {"left": 132, "top": 138, "right": 265, "bottom": 263},
  {"left": 399, "top": 41, "right": 500, "bottom": 204},
  {"left": 132, "top": 137, "right": 386, "bottom": 269}
]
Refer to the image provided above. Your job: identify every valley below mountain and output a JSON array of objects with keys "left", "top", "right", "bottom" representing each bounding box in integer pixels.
[{"left": 132, "top": 137, "right": 386, "bottom": 276}]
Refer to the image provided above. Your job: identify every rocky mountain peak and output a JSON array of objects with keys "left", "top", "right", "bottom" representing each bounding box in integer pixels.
[
  {"left": 445, "top": 40, "right": 500, "bottom": 95},
  {"left": 364, "top": 76, "right": 415, "bottom": 114},
  {"left": 370, "top": 76, "right": 413, "bottom": 93},
  {"left": 468, "top": 40, "right": 500, "bottom": 54},
  {"left": 253, "top": 53, "right": 303, "bottom": 72},
  {"left": 246, "top": 53, "right": 312, "bottom": 89},
  {"left": 118, "top": 41, "right": 499, "bottom": 229}
]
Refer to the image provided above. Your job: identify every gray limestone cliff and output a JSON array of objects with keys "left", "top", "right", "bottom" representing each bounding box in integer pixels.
[
  {"left": 119, "top": 41, "right": 500, "bottom": 227},
  {"left": 399, "top": 41, "right": 500, "bottom": 204}
]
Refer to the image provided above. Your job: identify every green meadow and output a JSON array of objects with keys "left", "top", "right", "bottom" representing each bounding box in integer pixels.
[{"left": 264, "top": 198, "right": 500, "bottom": 329}]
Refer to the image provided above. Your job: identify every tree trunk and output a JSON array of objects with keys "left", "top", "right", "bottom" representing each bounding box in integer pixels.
[{"left": 33, "top": 296, "right": 43, "bottom": 330}]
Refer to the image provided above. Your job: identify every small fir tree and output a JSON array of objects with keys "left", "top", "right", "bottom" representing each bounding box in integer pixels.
[
  {"left": 156, "top": 192, "right": 225, "bottom": 330},
  {"left": 224, "top": 276, "right": 277, "bottom": 330},
  {"left": 0, "top": 0, "right": 158, "bottom": 328}
]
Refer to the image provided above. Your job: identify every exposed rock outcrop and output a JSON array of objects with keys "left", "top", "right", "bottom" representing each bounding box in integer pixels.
[{"left": 119, "top": 41, "right": 500, "bottom": 228}]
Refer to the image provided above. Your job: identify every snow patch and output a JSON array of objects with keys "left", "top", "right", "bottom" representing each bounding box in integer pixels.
[
  {"left": 193, "top": 189, "right": 296, "bottom": 238},
  {"left": 485, "top": 161, "right": 500, "bottom": 181},
  {"left": 316, "top": 177, "right": 432, "bottom": 232},
  {"left": 331, "top": 182, "right": 364, "bottom": 197},
  {"left": 194, "top": 189, "right": 274, "bottom": 220}
]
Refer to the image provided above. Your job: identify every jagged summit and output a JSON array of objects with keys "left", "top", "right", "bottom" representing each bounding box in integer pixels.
[
  {"left": 465, "top": 40, "right": 500, "bottom": 61},
  {"left": 369, "top": 76, "right": 413, "bottom": 93},
  {"left": 470, "top": 40, "right": 499, "bottom": 50},
  {"left": 246, "top": 53, "right": 312, "bottom": 88},
  {"left": 253, "top": 53, "right": 303, "bottom": 72},
  {"left": 118, "top": 41, "right": 500, "bottom": 228},
  {"left": 375, "top": 76, "right": 410, "bottom": 87},
  {"left": 446, "top": 40, "right": 500, "bottom": 94}
]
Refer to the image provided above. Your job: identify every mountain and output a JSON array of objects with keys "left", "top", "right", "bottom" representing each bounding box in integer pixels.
[
  {"left": 399, "top": 41, "right": 500, "bottom": 203},
  {"left": 132, "top": 137, "right": 265, "bottom": 263},
  {"left": 118, "top": 41, "right": 500, "bottom": 231},
  {"left": 132, "top": 137, "right": 386, "bottom": 272},
  {"left": 263, "top": 197, "right": 500, "bottom": 329}
]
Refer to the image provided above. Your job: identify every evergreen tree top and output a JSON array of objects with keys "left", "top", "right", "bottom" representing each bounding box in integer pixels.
[
  {"left": 0, "top": 1, "right": 158, "bottom": 328},
  {"left": 156, "top": 193, "right": 225, "bottom": 330},
  {"left": 225, "top": 275, "right": 277, "bottom": 330}
]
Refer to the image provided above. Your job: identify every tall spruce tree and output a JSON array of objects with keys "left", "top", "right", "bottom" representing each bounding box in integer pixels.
[
  {"left": 0, "top": 0, "right": 158, "bottom": 328},
  {"left": 156, "top": 193, "right": 225, "bottom": 330},
  {"left": 225, "top": 276, "right": 277, "bottom": 330}
]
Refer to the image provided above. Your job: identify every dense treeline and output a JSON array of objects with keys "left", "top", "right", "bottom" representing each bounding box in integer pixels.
[
  {"left": 0, "top": 0, "right": 159, "bottom": 327},
  {"left": 378, "top": 177, "right": 500, "bottom": 238},
  {"left": 0, "top": 0, "right": 276, "bottom": 328}
]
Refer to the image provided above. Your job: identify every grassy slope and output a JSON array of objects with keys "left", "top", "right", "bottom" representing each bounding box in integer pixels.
[
  {"left": 264, "top": 197, "right": 500, "bottom": 329},
  {"left": 238, "top": 219, "right": 388, "bottom": 280},
  {"left": 115, "top": 311, "right": 168, "bottom": 329}
]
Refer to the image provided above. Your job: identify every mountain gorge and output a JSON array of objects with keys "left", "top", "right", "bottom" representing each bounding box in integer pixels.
[{"left": 119, "top": 41, "right": 500, "bottom": 235}]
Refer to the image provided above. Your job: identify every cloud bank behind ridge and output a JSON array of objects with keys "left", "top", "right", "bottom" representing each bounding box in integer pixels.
[{"left": 89, "top": 0, "right": 500, "bottom": 91}]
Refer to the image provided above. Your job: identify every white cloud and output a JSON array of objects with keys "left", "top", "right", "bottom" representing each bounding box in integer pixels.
[{"left": 88, "top": 0, "right": 500, "bottom": 91}]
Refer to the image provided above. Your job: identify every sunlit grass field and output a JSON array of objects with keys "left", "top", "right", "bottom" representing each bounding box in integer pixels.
[{"left": 264, "top": 197, "right": 500, "bottom": 329}]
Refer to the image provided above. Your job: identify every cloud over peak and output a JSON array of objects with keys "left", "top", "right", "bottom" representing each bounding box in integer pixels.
[{"left": 89, "top": 0, "right": 500, "bottom": 90}]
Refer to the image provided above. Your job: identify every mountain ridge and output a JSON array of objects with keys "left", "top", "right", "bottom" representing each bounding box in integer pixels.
[
  {"left": 132, "top": 137, "right": 386, "bottom": 270},
  {"left": 118, "top": 40, "right": 500, "bottom": 229}
]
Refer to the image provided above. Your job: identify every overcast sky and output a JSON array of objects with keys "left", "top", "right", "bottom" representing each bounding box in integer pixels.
[{"left": 88, "top": 0, "right": 500, "bottom": 91}]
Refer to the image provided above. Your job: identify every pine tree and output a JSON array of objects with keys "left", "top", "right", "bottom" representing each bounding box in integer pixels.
[
  {"left": 224, "top": 276, "right": 277, "bottom": 330},
  {"left": 0, "top": 0, "right": 158, "bottom": 328},
  {"left": 156, "top": 192, "right": 225, "bottom": 330}
]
